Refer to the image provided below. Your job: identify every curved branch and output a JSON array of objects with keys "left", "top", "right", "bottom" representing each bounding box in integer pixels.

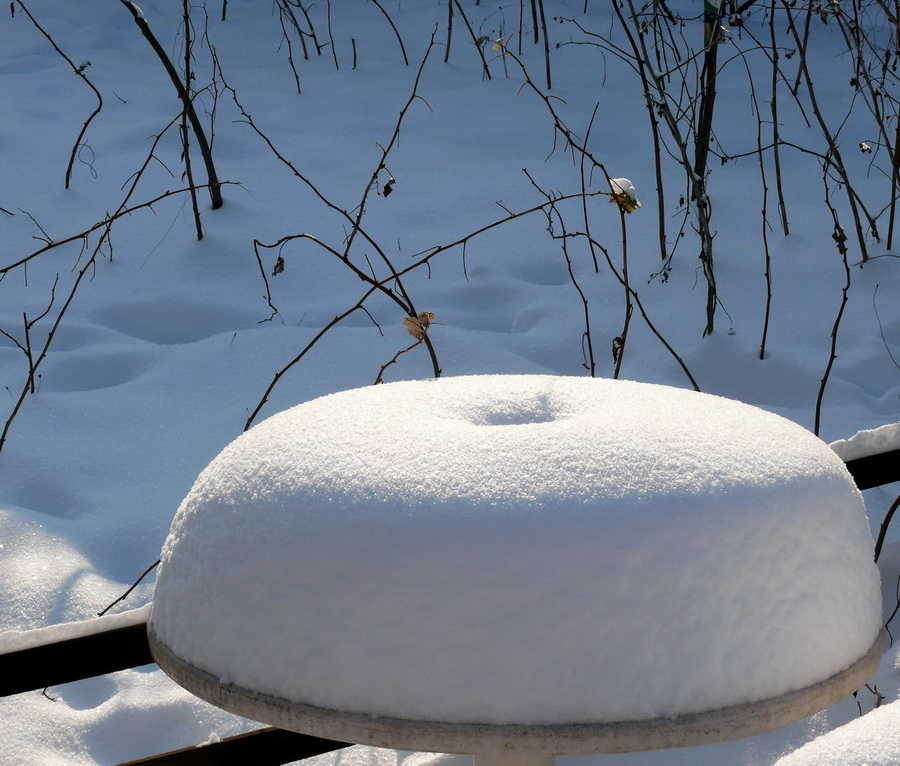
[
  {"left": 14, "top": 1, "right": 104, "bottom": 190},
  {"left": 118, "top": 0, "right": 223, "bottom": 209}
]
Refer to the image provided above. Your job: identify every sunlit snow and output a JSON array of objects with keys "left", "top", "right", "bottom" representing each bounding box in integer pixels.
[
  {"left": 1, "top": 1, "right": 899, "bottom": 764},
  {"left": 151, "top": 376, "right": 881, "bottom": 726},
  {"left": 831, "top": 422, "right": 900, "bottom": 462}
]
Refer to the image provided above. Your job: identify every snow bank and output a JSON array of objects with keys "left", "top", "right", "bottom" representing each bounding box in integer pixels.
[
  {"left": 830, "top": 422, "right": 900, "bottom": 462},
  {"left": 774, "top": 700, "right": 900, "bottom": 765},
  {"left": 150, "top": 375, "right": 882, "bottom": 728}
]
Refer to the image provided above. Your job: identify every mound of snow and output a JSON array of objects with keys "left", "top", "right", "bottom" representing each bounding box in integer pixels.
[
  {"left": 830, "top": 422, "right": 900, "bottom": 462},
  {"left": 150, "top": 375, "right": 881, "bottom": 728},
  {"left": 774, "top": 700, "right": 900, "bottom": 765}
]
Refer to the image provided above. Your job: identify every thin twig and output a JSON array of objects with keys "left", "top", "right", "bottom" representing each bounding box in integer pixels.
[
  {"left": 223, "top": 36, "right": 444, "bottom": 427},
  {"left": 374, "top": 337, "right": 424, "bottom": 384},
  {"left": 814, "top": 178, "right": 852, "bottom": 437},
  {"left": 245, "top": 289, "right": 379, "bottom": 431},
  {"left": 2, "top": 184, "right": 234, "bottom": 276},
  {"left": 15, "top": 1, "right": 103, "bottom": 190},
  {"left": 874, "top": 492, "right": 900, "bottom": 563},
  {"left": 181, "top": 0, "right": 203, "bottom": 239},
  {"left": 873, "top": 284, "right": 900, "bottom": 372},
  {"left": 97, "top": 560, "right": 160, "bottom": 616},
  {"left": 451, "top": 0, "right": 491, "bottom": 79},
  {"left": 370, "top": 0, "right": 408, "bottom": 66},
  {"left": 118, "top": 0, "right": 223, "bottom": 209}
]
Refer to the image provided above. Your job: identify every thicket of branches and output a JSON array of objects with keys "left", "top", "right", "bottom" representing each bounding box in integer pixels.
[
  {"left": 2, "top": 0, "right": 898, "bottom": 448},
  {"left": 4, "top": 0, "right": 899, "bottom": 627}
]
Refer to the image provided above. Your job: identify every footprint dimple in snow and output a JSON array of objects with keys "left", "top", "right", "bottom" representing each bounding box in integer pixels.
[
  {"left": 441, "top": 283, "right": 535, "bottom": 334},
  {"left": 41, "top": 350, "right": 150, "bottom": 393},
  {"left": 91, "top": 297, "right": 257, "bottom": 345},
  {"left": 0, "top": 53, "right": 58, "bottom": 76},
  {"left": 465, "top": 394, "right": 559, "bottom": 426},
  {"left": 5, "top": 471, "right": 90, "bottom": 520},
  {"left": 513, "top": 260, "right": 569, "bottom": 287},
  {"left": 510, "top": 307, "right": 548, "bottom": 334},
  {"left": 481, "top": 407, "right": 556, "bottom": 426},
  {"left": 0, "top": 332, "right": 19, "bottom": 350},
  {"left": 51, "top": 324, "right": 122, "bottom": 353},
  {"left": 57, "top": 676, "right": 118, "bottom": 711}
]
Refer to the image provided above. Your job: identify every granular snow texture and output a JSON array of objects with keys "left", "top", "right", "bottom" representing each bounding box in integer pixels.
[{"left": 151, "top": 375, "right": 882, "bottom": 726}]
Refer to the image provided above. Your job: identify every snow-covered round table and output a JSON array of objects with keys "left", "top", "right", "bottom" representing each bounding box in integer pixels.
[{"left": 149, "top": 375, "right": 883, "bottom": 762}]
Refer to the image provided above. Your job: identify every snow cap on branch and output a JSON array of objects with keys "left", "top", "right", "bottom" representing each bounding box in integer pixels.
[{"left": 609, "top": 177, "right": 641, "bottom": 213}]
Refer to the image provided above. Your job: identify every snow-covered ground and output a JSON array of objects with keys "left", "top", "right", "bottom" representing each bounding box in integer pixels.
[{"left": 1, "top": 1, "right": 899, "bottom": 764}]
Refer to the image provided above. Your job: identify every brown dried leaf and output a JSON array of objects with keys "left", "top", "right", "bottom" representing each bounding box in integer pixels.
[{"left": 403, "top": 311, "right": 436, "bottom": 340}]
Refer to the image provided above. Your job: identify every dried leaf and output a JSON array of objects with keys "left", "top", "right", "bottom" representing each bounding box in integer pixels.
[
  {"left": 609, "top": 193, "right": 640, "bottom": 214},
  {"left": 403, "top": 311, "right": 436, "bottom": 340}
]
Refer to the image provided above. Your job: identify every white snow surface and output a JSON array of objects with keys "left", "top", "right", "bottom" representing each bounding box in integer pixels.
[
  {"left": 773, "top": 700, "right": 900, "bottom": 765},
  {"left": 609, "top": 178, "right": 641, "bottom": 207},
  {"left": 151, "top": 375, "right": 882, "bottom": 727},
  {"left": 0, "top": 604, "right": 150, "bottom": 654},
  {"left": 830, "top": 422, "right": 900, "bottom": 461},
  {"left": 2, "top": 0, "right": 900, "bottom": 763}
]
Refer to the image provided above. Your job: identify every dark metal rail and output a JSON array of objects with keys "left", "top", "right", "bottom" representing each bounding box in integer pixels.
[
  {"left": 0, "top": 622, "right": 152, "bottom": 697},
  {"left": 0, "top": 621, "right": 349, "bottom": 764},
  {"left": 844, "top": 448, "right": 900, "bottom": 490}
]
